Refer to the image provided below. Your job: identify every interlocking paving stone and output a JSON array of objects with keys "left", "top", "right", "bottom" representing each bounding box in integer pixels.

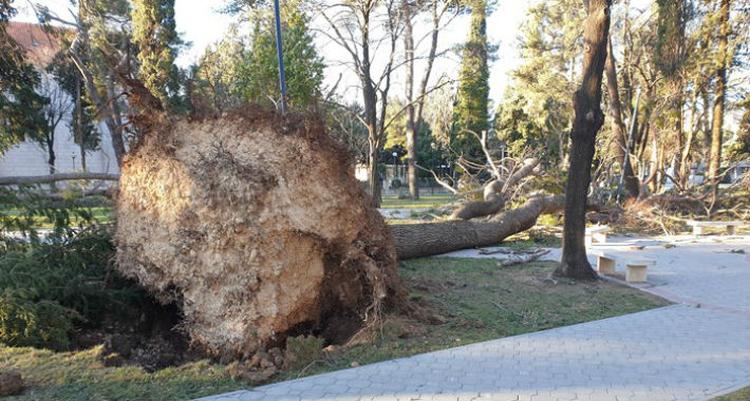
[{"left": 197, "top": 235, "right": 750, "bottom": 401}]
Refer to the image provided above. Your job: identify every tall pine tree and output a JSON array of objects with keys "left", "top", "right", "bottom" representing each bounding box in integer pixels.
[
  {"left": 655, "top": 0, "right": 688, "bottom": 186},
  {"left": 453, "top": 0, "right": 490, "bottom": 158}
]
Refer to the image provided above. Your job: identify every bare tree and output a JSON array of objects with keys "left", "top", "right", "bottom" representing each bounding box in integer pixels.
[
  {"left": 35, "top": 75, "right": 73, "bottom": 177},
  {"left": 555, "top": 0, "right": 612, "bottom": 280},
  {"left": 403, "top": 0, "right": 459, "bottom": 199},
  {"left": 316, "top": 0, "right": 403, "bottom": 206}
]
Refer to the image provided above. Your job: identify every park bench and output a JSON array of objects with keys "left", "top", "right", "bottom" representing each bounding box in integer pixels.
[
  {"left": 687, "top": 220, "right": 744, "bottom": 236},
  {"left": 625, "top": 259, "right": 655, "bottom": 283},
  {"left": 585, "top": 225, "right": 611, "bottom": 247},
  {"left": 595, "top": 252, "right": 616, "bottom": 275}
]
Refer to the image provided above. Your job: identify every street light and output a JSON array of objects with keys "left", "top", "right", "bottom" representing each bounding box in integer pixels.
[{"left": 273, "top": 0, "right": 288, "bottom": 113}]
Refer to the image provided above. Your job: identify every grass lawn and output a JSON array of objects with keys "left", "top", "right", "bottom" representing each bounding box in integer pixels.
[
  {"left": 0, "top": 258, "right": 669, "bottom": 401},
  {"left": 2, "top": 206, "right": 114, "bottom": 229},
  {"left": 380, "top": 194, "right": 455, "bottom": 209},
  {"left": 712, "top": 386, "right": 750, "bottom": 401}
]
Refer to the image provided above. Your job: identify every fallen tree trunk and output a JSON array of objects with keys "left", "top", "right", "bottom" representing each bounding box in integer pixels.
[{"left": 392, "top": 194, "right": 565, "bottom": 259}]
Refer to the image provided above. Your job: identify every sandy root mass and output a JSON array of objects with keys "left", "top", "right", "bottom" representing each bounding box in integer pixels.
[{"left": 115, "top": 108, "right": 402, "bottom": 359}]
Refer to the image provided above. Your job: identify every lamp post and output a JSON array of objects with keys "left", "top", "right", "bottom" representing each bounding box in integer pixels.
[{"left": 273, "top": 0, "right": 288, "bottom": 113}]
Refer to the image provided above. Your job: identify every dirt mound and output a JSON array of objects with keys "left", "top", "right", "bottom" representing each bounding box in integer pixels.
[{"left": 115, "top": 107, "right": 403, "bottom": 359}]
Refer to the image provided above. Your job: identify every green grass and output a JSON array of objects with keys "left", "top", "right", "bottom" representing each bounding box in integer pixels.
[
  {"left": 0, "top": 347, "right": 243, "bottom": 401},
  {"left": 286, "top": 259, "right": 668, "bottom": 378},
  {"left": 380, "top": 194, "right": 455, "bottom": 209},
  {"left": 712, "top": 386, "right": 750, "bottom": 401},
  {"left": 0, "top": 258, "right": 668, "bottom": 401},
  {"left": 2, "top": 206, "right": 114, "bottom": 229}
]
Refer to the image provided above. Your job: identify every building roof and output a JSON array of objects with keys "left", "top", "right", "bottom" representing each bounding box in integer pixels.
[{"left": 7, "top": 21, "right": 65, "bottom": 68}]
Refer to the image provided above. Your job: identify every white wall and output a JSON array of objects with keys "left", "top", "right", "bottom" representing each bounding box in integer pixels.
[{"left": 0, "top": 73, "right": 119, "bottom": 177}]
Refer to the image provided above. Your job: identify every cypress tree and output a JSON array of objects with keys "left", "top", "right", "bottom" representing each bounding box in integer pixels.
[
  {"left": 131, "top": 0, "right": 181, "bottom": 109},
  {"left": 453, "top": 0, "right": 490, "bottom": 158}
]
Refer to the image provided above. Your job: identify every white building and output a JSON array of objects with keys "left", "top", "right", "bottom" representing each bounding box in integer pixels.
[{"left": 0, "top": 22, "right": 119, "bottom": 178}]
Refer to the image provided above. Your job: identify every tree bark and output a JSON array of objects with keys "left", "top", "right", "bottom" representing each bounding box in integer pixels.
[
  {"left": 708, "top": 0, "right": 730, "bottom": 196},
  {"left": 605, "top": 37, "right": 638, "bottom": 200},
  {"left": 392, "top": 194, "right": 566, "bottom": 259},
  {"left": 556, "top": 0, "right": 611, "bottom": 280},
  {"left": 75, "top": 76, "right": 88, "bottom": 171},
  {"left": 404, "top": 2, "right": 419, "bottom": 200}
]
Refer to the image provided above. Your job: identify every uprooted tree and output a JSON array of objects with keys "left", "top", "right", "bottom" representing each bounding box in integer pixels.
[{"left": 115, "top": 108, "right": 405, "bottom": 359}]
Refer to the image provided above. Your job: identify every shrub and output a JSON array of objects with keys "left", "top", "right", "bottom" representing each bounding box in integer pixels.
[
  {"left": 0, "top": 186, "right": 102, "bottom": 252},
  {"left": 0, "top": 292, "right": 78, "bottom": 349},
  {"left": 0, "top": 226, "right": 148, "bottom": 349}
]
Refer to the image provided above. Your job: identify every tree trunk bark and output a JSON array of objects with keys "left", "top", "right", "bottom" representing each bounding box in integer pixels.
[
  {"left": 46, "top": 138, "right": 56, "bottom": 176},
  {"left": 556, "top": 0, "right": 611, "bottom": 280},
  {"left": 708, "top": 0, "right": 730, "bottom": 196},
  {"left": 367, "top": 137, "right": 382, "bottom": 206},
  {"left": 106, "top": 74, "right": 127, "bottom": 165},
  {"left": 391, "top": 194, "right": 566, "bottom": 259},
  {"left": 75, "top": 76, "right": 87, "bottom": 171},
  {"left": 404, "top": 4, "right": 419, "bottom": 200}
]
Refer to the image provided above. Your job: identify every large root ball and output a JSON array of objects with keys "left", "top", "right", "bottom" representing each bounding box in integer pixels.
[{"left": 115, "top": 108, "right": 402, "bottom": 359}]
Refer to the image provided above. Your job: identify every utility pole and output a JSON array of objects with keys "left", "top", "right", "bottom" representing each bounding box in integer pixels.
[{"left": 273, "top": 0, "right": 288, "bottom": 113}]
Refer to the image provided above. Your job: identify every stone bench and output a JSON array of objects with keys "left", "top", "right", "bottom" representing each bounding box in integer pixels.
[
  {"left": 687, "top": 220, "right": 744, "bottom": 236},
  {"left": 626, "top": 259, "right": 655, "bottom": 283},
  {"left": 585, "top": 225, "right": 611, "bottom": 247},
  {"left": 595, "top": 252, "right": 617, "bottom": 275}
]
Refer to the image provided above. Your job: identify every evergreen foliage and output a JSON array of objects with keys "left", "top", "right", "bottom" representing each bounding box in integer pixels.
[
  {"left": 235, "top": 2, "right": 324, "bottom": 108},
  {"left": 131, "top": 0, "right": 182, "bottom": 109},
  {"left": 453, "top": 0, "right": 491, "bottom": 158},
  {"left": 0, "top": 0, "right": 47, "bottom": 154}
]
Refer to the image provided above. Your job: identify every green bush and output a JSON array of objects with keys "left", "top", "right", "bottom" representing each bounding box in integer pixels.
[
  {"left": 0, "top": 292, "right": 78, "bottom": 349},
  {"left": 0, "top": 226, "right": 148, "bottom": 349},
  {"left": 0, "top": 186, "right": 104, "bottom": 251}
]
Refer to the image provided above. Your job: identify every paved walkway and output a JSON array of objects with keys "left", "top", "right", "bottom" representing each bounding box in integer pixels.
[{"left": 198, "top": 235, "right": 750, "bottom": 401}]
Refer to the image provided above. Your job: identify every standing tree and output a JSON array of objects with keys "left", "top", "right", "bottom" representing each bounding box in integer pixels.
[
  {"left": 190, "top": 27, "right": 244, "bottom": 113},
  {"left": 707, "top": 0, "right": 731, "bottom": 195},
  {"left": 453, "top": 0, "right": 490, "bottom": 158},
  {"left": 555, "top": 0, "right": 611, "bottom": 280},
  {"left": 0, "top": 0, "right": 46, "bottom": 153},
  {"left": 33, "top": 72, "right": 73, "bottom": 177},
  {"left": 497, "top": 0, "right": 584, "bottom": 167},
  {"left": 655, "top": 0, "right": 688, "bottom": 187},
  {"left": 131, "top": 0, "right": 182, "bottom": 110},
  {"left": 48, "top": 52, "right": 100, "bottom": 171},
  {"left": 317, "top": 0, "right": 403, "bottom": 206},
  {"left": 235, "top": 2, "right": 324, "bottom": 108},
  {"left": 728, "top": 94, "right": 750, "bottom": 160},
  {"left": 402, "top": 0, "right": 459, "bottom": 199}
]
